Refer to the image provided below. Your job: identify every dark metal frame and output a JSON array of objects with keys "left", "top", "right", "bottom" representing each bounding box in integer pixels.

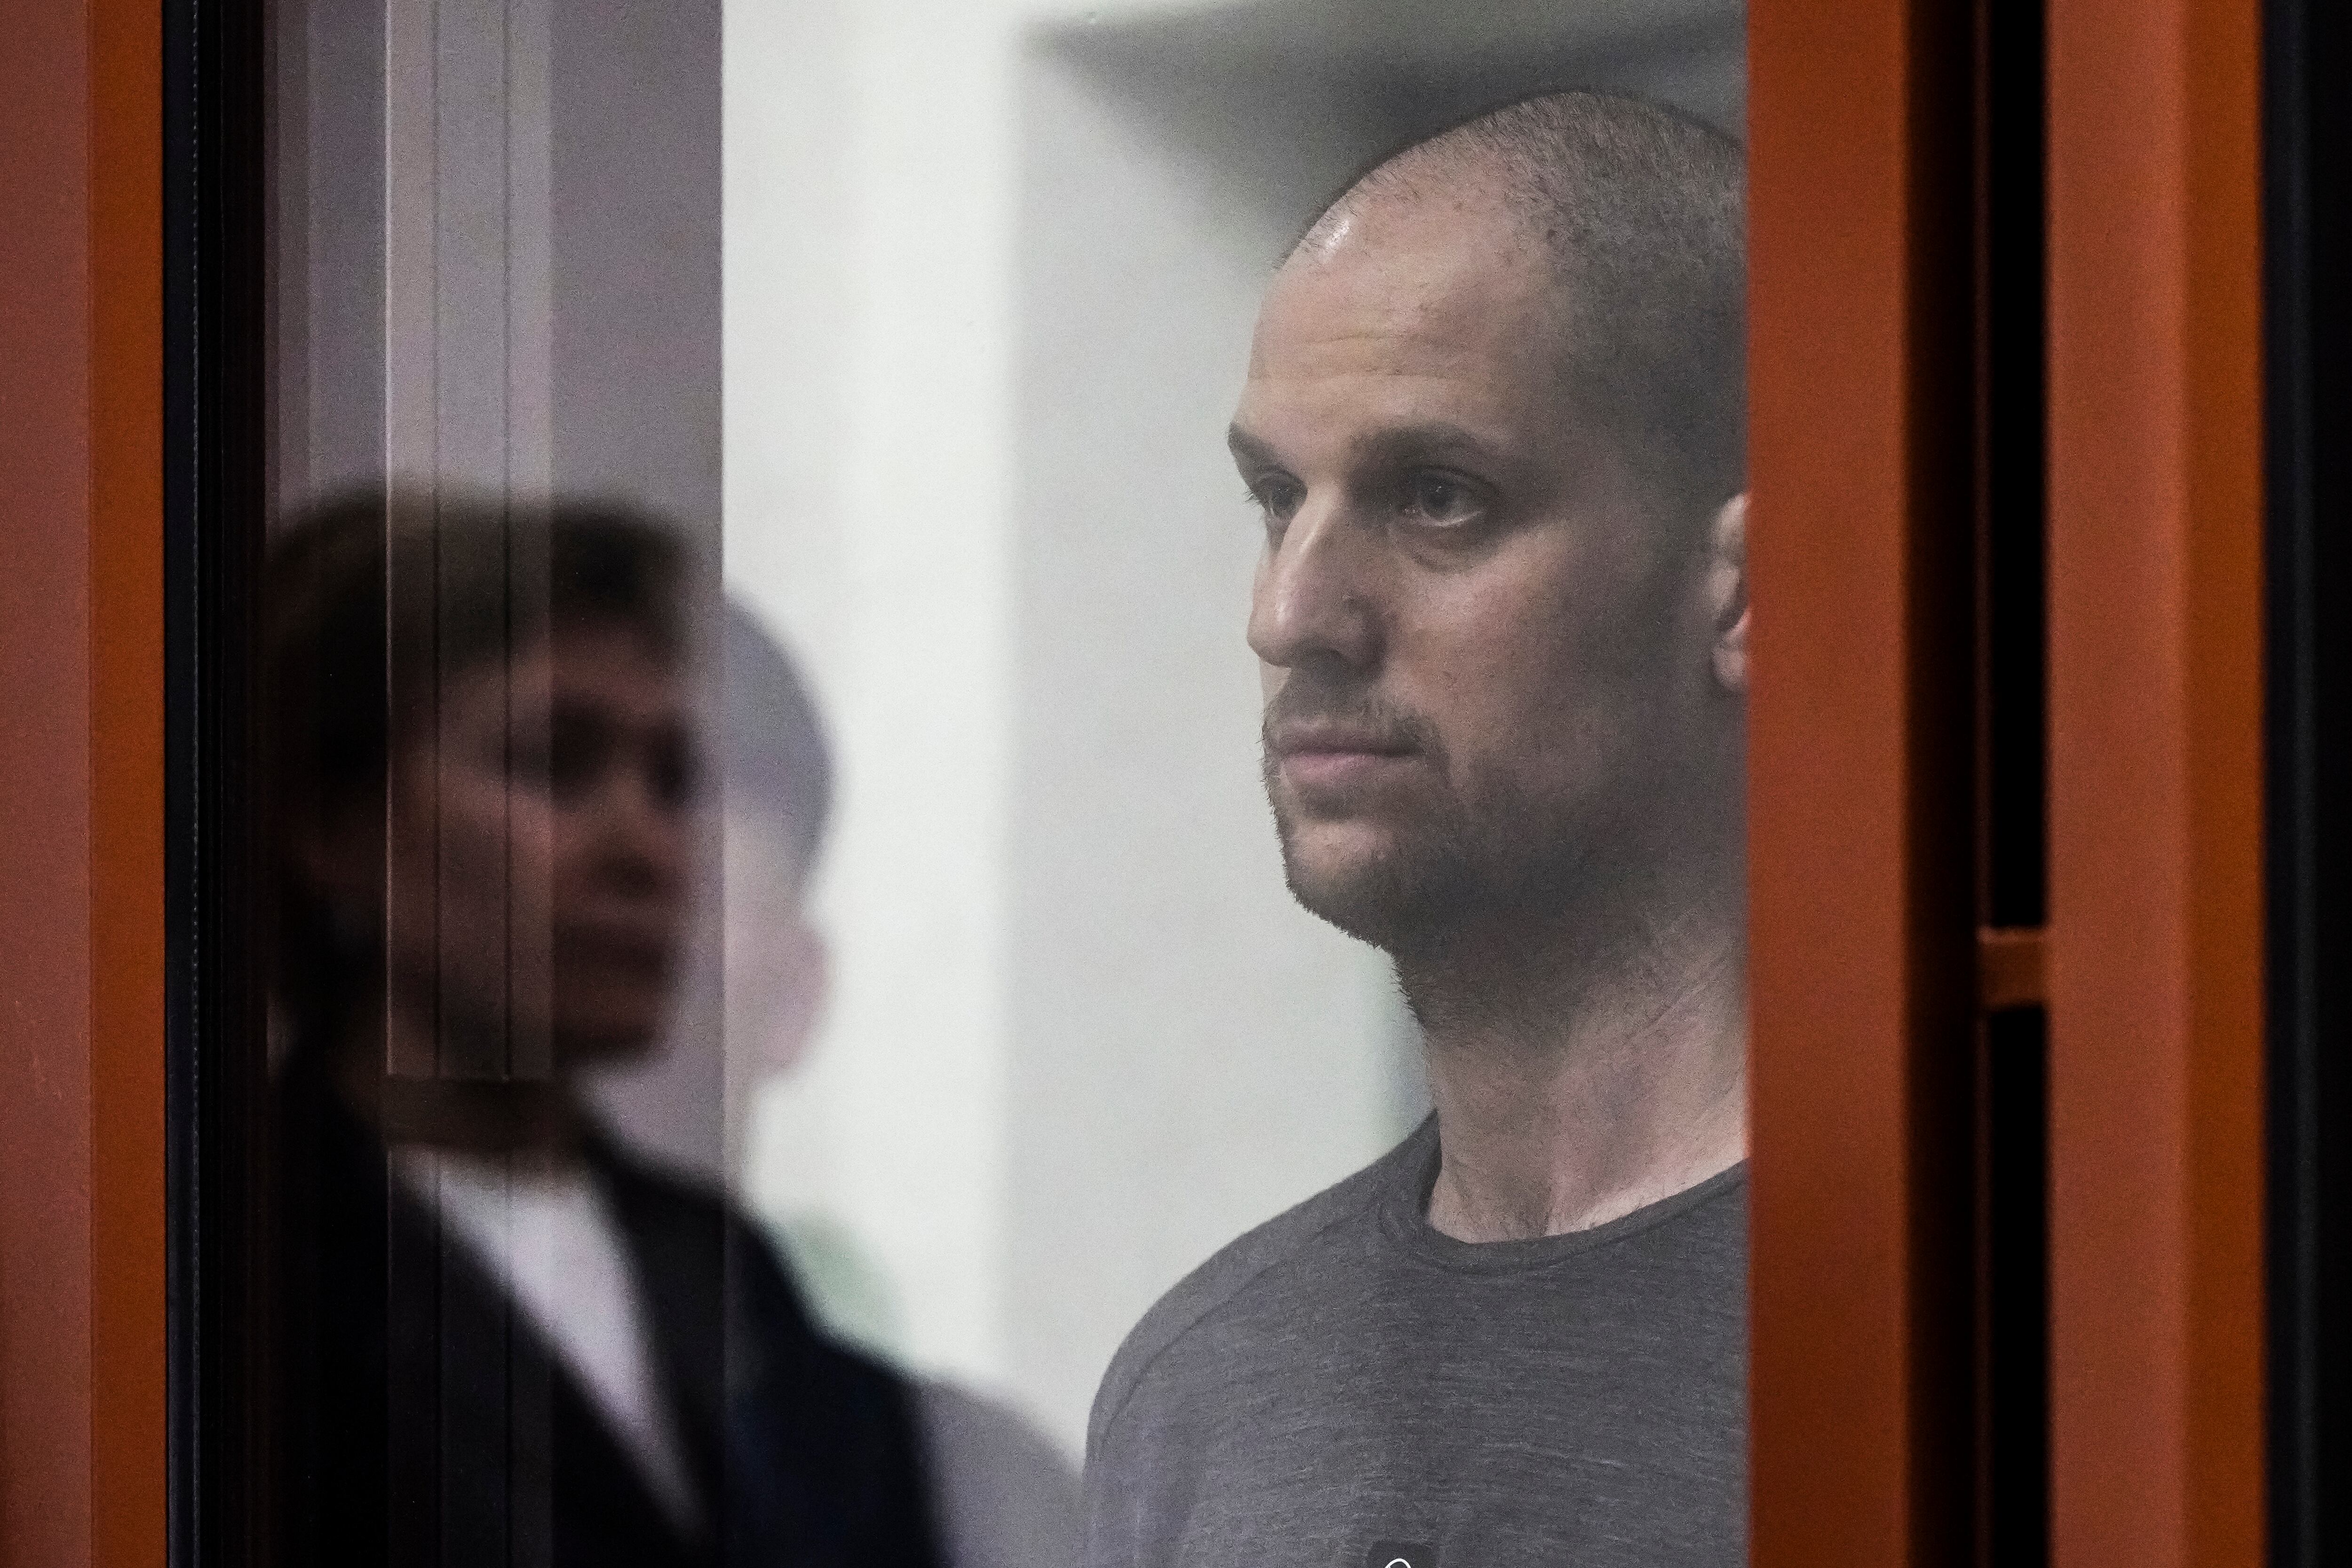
[
  {"left": 2265, "top": 0, "right": 2352, "bottom": 1562},
  {"left": 164, "top": 0, "right": 269, "bottom": 1561}
]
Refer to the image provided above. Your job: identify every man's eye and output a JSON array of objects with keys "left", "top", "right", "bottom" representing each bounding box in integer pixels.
[
  {"left": 1248, "top": 477, "right": 1304, "bottom": 522},
  {"left": 1403, "top": 471, "right": 1484, "bottom": 527}
]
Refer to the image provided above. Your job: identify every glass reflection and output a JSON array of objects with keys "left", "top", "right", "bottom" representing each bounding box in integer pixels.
[{"left": 265, "top": 494, "right": 972, "bottom": 1566}]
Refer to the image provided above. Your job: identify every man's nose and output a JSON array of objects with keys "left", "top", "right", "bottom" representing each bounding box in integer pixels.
[
  {"left": 1246, "top": 497, "right": 1382, "bottom": 671},
  {"left": 592, "top": 764, "right": 689, "bottom": 895}
]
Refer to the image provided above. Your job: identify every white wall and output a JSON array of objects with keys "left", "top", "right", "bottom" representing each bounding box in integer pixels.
[
  {"left": 721, "top": 0, "right": 1743, "bottom": 1453},
  {"left": 723, "top": 0, "right": 1031, "bottom": 1394}
]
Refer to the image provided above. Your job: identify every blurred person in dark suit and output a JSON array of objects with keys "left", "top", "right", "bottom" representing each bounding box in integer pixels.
[{"left": 264, "top": 490, "right": 942, "bottom": 1568}]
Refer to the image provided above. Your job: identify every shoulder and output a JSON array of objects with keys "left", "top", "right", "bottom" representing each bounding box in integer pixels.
[
  {"left": 589, "top": 1135, "right": 825, "bottom": 1352},
  {"left": 1085, "top": 1122, "right": 1431, "bottom": 1459},
  {"left": 590, "top": 1133, "right": 798, "bottom": 1289},
  {"left": 594, "top": 1145, "right": 946, "bottom": 1557},
  {"left": 591, "top": 1136, "right": 729, "bottom": 1235}
]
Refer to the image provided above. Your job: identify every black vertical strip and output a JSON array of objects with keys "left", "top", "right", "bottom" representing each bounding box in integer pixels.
[
  {"left": 2264, "top": 0, "right": 2352, "bottom": 1562},
  {"left": 1980, "top": 0, "right": 2048, "bottom": 932},
  {"left": 1971, "top": 0, "right": 2050, "bottom": 1562},
  {"left": 164, "top": 0, "right": 269, "bottom": 1563}
]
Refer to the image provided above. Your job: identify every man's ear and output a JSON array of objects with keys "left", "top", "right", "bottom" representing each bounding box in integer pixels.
[{"left": 1706, "top": 492, "right": 1749, "bottom": 696}]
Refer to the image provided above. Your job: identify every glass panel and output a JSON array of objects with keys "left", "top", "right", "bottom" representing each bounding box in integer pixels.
[{"left": 260, "top": 3, "right": 1749, "bottom": 1563}]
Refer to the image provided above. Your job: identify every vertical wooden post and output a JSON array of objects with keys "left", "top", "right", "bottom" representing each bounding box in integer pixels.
[
  {"left": 0, "top": 2, "right": 100, "bottom": 1554},
  {"left": 0, "top": 0, "right": 167, "bottom": 1563},
  {"left": 2045, "top": 0, "right": 2267, "bottom": 1563},
  {"left": 91, "top": 0, "right": 168, "bottom": 1560},
  {"left": 1747, "top": 1, "right": 1979, "bottom": 1563}
]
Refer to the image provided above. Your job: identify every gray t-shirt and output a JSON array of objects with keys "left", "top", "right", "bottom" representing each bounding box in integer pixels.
[{"left": 1083, "top": 1119, "right": 1746, "bottom": 1568}]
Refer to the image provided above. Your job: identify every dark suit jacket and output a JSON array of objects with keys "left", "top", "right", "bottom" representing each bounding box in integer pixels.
[{"left": 274, "top": 1058, "right": 945, "bottom": 1568}]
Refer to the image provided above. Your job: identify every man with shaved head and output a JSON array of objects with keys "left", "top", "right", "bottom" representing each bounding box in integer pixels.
[{"left": 1083, "top": 93, "right": 1749, "bottom": 1568}]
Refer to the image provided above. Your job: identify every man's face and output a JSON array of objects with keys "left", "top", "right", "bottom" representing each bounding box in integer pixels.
[
  {"left": 1235, "top": 198, "right": 1732, "bottom": 952},
  {"left": 381, "top": 622, "right": 698, "bottom": 1067}
]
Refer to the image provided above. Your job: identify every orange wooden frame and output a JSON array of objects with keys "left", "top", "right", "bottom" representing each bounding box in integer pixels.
[
  {"left": 1750, "top": 0, "right": 2268, "bottom": 1564},
  {"left": 1748, "top": 1, "right": 1979, "bottom": 1562},
  {"left": 2045, "top": 0, "right": 2267, "bottom": 1563},
  {"left": 0, "top": 0, "right": 166, "bottom": 1565}
]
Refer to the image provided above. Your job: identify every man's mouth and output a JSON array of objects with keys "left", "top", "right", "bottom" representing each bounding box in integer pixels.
[{"left": 1269, "top": 724, "right": 1418, "bottom": 790}]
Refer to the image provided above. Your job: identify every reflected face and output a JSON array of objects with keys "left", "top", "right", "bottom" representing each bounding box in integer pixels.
[
  {"left": 1235, "top": 198, "right": 1725, "bottom": 951},
  {"left": 383, "top": 623, "right": 698, "bottom": 1065}
]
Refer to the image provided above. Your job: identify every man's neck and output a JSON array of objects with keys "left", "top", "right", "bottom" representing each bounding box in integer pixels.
[{"left": 1399, "top": 891, "right": 1748, "bottom": 1243}]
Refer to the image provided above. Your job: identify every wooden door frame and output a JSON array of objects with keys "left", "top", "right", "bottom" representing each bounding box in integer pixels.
[
  {"left": 0, "top": 0, "right": 166, "bottom": 1565},
  {"left": 2044, "top": 0, "right": 2267, "bottom": 1564},
  {"left": 1749, "top": 0, "right": 2271, "bottom": 1566},
  {"left": 1747, "top": 2, "right": 1979, "bottom": 1561}
]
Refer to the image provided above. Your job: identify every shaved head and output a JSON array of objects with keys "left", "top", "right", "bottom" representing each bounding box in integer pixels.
[
  {"left": 1238, "top": 88, "right": 1748, "bottom": 959},
  {"left": 1292, "top": 92, "right": 1745, "bottom": 532}
]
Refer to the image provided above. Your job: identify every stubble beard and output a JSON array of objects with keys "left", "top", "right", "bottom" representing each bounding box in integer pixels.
[
  {"left": 1264, "top": 747, "right": 1569, "bottom": 962},
  {"left": 1258, "top": 669, "right": 1620, "bottom": 983},
  {"left": 1268, "top": 753, "right": 1654, "bottom": 1061}
]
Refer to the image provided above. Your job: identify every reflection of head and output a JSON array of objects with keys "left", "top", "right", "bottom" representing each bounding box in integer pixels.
[
  {"left": 721, "top": 600, "right": 833, "bottom": 886},
  {"left": 267, "top": 490, "right": 696, "bottom": 1069},
  {"left": 1240, "top": 92, "right": 1748, "bottom": 959},
  {"left": 715, "top": 602, "right": 834, "bottom": 1090}
]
